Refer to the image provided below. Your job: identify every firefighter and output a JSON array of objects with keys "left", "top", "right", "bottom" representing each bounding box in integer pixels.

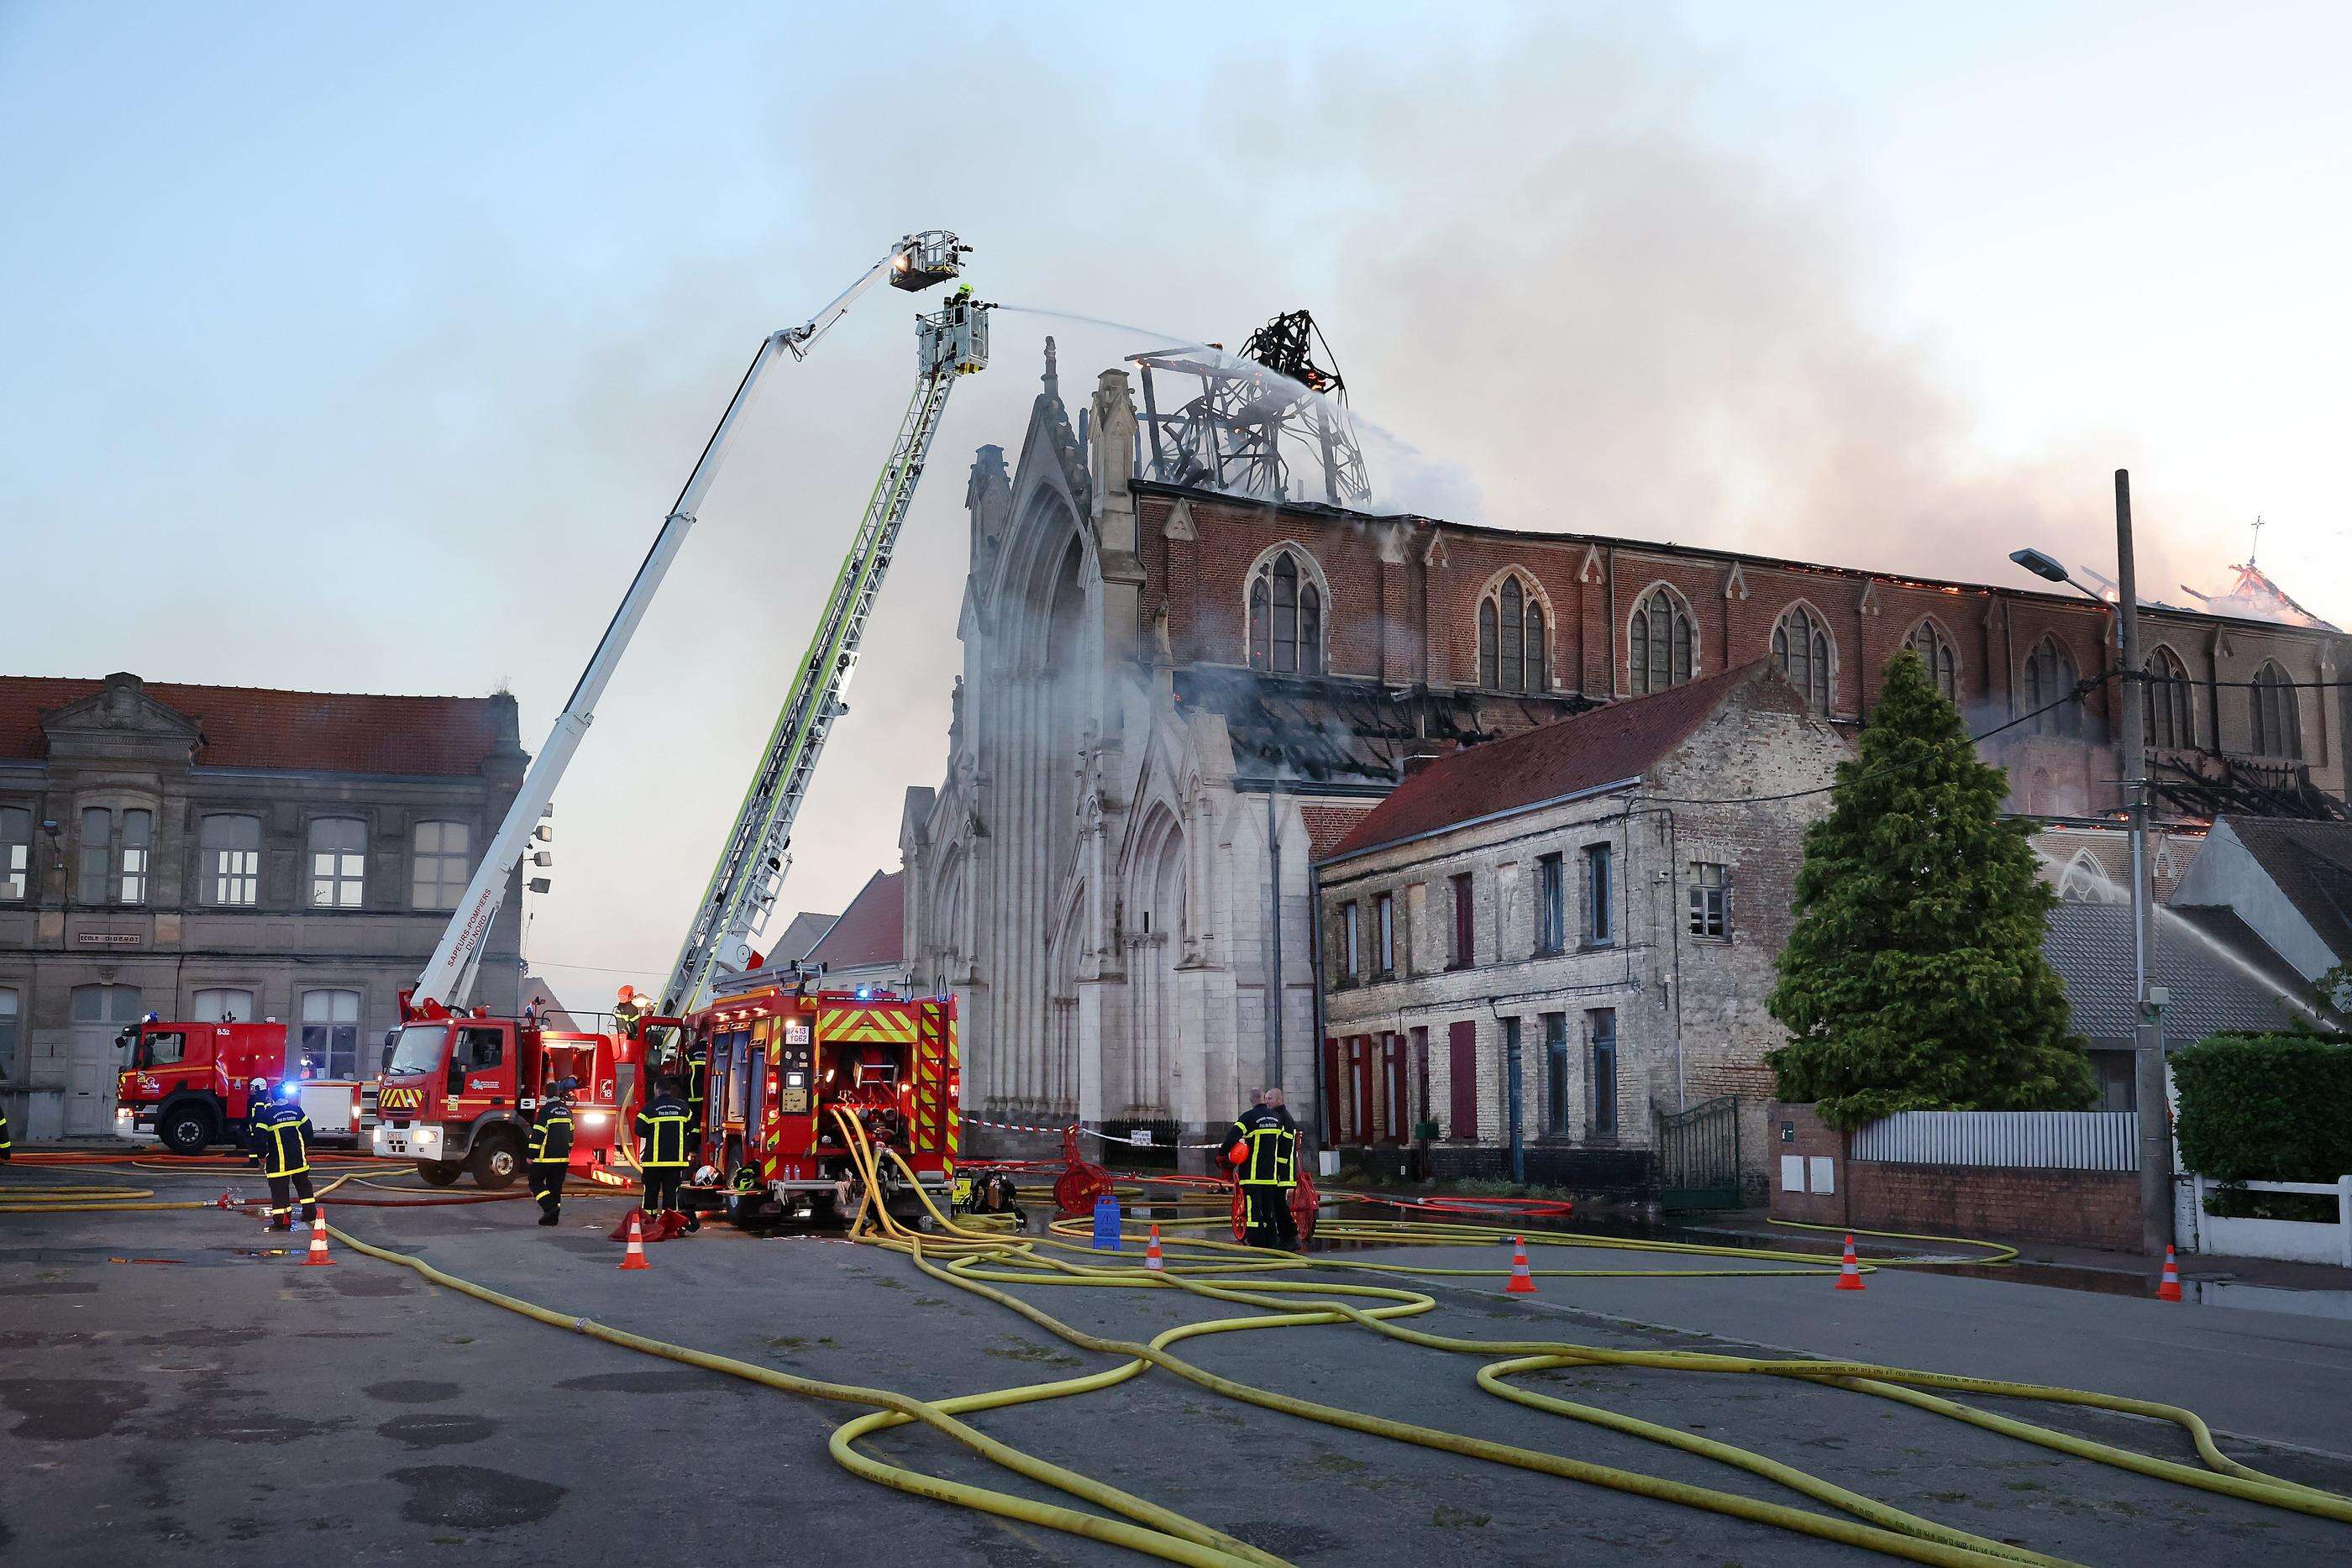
[
  {"left": 633, "top": 1074, "right": 695, "bottom": 1235},
  {"left": 1221, "top": 1087, "right": 1301, "bottom": 1250},
  {"left": 1, "top": 1094, "right": 11, "bottom": 1162},
  {"left": 527, "top": 1078, "right": 576, "bottom": 1226},
  {"left": 248, "top": 1078, "right": 317, "bottom": 1231}
]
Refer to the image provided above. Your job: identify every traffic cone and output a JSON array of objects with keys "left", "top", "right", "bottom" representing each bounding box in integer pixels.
[
  {"left": 1145, "top": 1225, "right": 1165, "bottom": 1272},
  {"left": 1835, "top": 1233, "right": 1866, "bottom": 1292},
  {"left": 619, "top": 1209, "right": 651, "bottom": 1271},
  {"left": 302, "top": 1209, "right": 334, "bottom": 1267},
  {"left": 1505, "top": 1235, "right": 1538, "bottom": 1294},
  {"left": 2156, "top": 1245, "right": 2183, "bottom": 1302}
]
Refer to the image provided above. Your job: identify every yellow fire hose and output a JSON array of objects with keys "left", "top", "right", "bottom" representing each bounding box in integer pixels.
[{"left": 11, "top": 1131, "right": 2349, "bottom": 1565}]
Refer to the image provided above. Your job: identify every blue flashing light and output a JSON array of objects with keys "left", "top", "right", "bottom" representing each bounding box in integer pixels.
[
  {"left": 276, "top": 1079, "right": 301, "bottom": 1101},
  {"left": 855, "top": 985, "right": 872, "bottom": 1000}
]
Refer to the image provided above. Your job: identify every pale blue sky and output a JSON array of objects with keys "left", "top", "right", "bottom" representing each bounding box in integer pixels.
[{"left": 6, "top": 3, "right": 2346, "bottom": 998}]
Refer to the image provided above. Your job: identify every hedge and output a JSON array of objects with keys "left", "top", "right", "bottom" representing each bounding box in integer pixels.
[{"left": 2171, "top": 1031, "right": 2352, "bottom": 1183}]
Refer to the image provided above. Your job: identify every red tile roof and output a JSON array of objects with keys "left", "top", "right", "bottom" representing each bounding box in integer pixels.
[
  {"left": 1325, "top": 662, "right": 1786, "bottom": 860},
  {"left": 805, "top": 870, "right": 905, "bottom": 972},
  {"left": 0, "top": 674, "right": 521, "bottom": 778}
]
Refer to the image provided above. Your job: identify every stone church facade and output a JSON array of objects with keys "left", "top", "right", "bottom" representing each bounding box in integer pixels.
[{"left": 903, "top": 343, "right": 2349, "bottom": 1159}]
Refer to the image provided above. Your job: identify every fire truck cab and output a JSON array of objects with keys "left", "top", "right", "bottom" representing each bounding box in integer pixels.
[
  {"left": 682, "top": 982, "right": 958, "bottom": 1225},
  {"left": 374, "top": 1004, "right": 643, "bottom": 1189}
]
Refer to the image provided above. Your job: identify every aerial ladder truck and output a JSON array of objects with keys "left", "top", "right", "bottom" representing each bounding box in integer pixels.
[{"left": 371, "top": 231, "right": 988, "bottom": 1188}]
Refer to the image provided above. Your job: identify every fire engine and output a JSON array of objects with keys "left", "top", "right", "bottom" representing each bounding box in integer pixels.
[
  {"left": 371, "top": 231, "right": 986, "bottom": 1190},
  {"left": 373, "top": 1006, "right": 654, "bottom": 1188},
  {"left": 114, "top": 1017, "right": 370, "bottom": 1155},
  {"left": 682, "top": 981, "right": 958, "bottom": 1225}
]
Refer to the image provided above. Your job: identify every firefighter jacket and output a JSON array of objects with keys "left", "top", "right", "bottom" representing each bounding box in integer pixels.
[
  {"left": 684, "top": 1049, "right": 708, "bottom": 1107},
  {"left": 634, "top": 1093, "right": 694, "bottom": 1168},
  {"left": 0, "top": 1100, "right": 11, "bottom": 1158},
  {"left": 249, "top": 1100, "right": 313, "bottom": 1178},
  {"left": 1222, "top": 1106, "right": 1299, "bottom": 1188},
  {"left": 528, "top": 1104, "right": 575, "bottom": 1166}
]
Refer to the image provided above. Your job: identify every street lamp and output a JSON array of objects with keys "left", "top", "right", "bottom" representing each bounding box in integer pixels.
[{"left": 2012, "top": 471, "right": 2171, "bottom": 1257}]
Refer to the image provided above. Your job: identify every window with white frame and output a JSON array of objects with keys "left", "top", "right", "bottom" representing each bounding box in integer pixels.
[
  {"left": 1903, "top": 621, "right": 1959, "bottom": 702},
  {"left": 78, "top": 806, "right": 114, "bottom": 904},
  {"left": 0, "top": 987, "right": 18, "bottom": 1078},
  {"left": 118, "top": 809, "right": 151, "bottom": 905},
  {"left": 202, "top": 814, "right": 262, "bottom": 905},
  {"left": 302, "top": 989, "right": 361, "bottom": 1079},
  {"left": 1772, "top": 606, "right": 1833, "bottom": 712},
  {"left": 1247, "top": 550, "right": 1323, "bottom": 675},
  {"left": 1688, "top": 862, "right": 1728, "bottom": 939},
  {"left": 1478, "top": 574, "right": 1547, "bottom": 693},
  {"left": 310, "top": 817, "right": 365, "bottom": 908},
  {"left": 1339, "top": 899, "right": 1361, "bottom": 983},
  {"left": 1630, "top": 588, "right": 1694, "bottom": 694},
  {"left": 1375, "top": 891, "right": 1395, "bottom": 976},
  {"left": 2023, "top": 637, "right": 2081, "bottom": 736},
  {"left": 2, "top": 806, "right": 32, "bottom": 901},
  {"left": 192, "top": 988, "right": 255, "bottom": 1023},
  {"left": 411, "top": 821, "right": 470, "bottom": 910}
]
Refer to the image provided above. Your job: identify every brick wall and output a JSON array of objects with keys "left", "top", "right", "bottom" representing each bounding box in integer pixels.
[{"left": 1767, "top": 1101, "right": 2145, "bottom": 1251}]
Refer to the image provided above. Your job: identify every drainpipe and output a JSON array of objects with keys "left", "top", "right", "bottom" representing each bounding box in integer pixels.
[
  {"left": 1306, "top": 854, "right": 1329, "bottom": 1151},
  {"left": 1266, "top": 787, "right": 1285, "bottom": 1104}
]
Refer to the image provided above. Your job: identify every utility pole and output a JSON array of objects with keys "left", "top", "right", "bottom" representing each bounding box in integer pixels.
[{"left": 2115, "top": 469, "right": 2174, "bottom": 1255}]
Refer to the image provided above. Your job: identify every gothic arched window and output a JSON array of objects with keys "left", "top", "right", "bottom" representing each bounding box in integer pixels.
[
  {"left": 1249, "top": 549, "right": 1323, "bottom": 675},
  {"left": 1630, "top": 588, "right": 1693, "bottom": 695},
  {"left": 1476, "top": 573, "right": 1547, "bottom": 692},
  {"left": 1903, "top": 620, "right": 1959, "bottom": 702},
  {"left": 2143, "top": 647, "right": 2193, "bottom": 751},
  {"left": 2251, "top": 661, "right": 2302, "bottom": 758},
  {"left": 1772, "top": 606, "right": 1833, "bottom": 711},
  {"left": 2024, "top": 637, "right": 2080, "bottom": 736}
]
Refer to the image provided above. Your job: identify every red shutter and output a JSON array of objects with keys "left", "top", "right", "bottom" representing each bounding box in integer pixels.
[{"left": 1447, "top": 1020, "right": 1478, "bottom": 1141}]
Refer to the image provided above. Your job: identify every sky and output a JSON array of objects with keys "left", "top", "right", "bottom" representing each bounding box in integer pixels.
[{"left": 5, "top": 2, "right": 2348, "bottom": 1005}]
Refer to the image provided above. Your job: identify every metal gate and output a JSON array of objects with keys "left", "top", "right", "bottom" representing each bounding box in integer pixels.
[{"left": 1654, "top": 1095, "right": 1742, "bottom": 1212}]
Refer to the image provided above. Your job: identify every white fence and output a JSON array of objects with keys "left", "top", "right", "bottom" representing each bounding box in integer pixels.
[
  {"left": 1851, "top": 1110, "right": 2138, "bottom": 1172},
  {"left": 2186, "top": 1174, "right": 2352, "bottom": 1267}
]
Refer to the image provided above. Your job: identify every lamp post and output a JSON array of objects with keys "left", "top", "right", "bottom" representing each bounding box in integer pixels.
[{"left": 2009, "top": 469, "right": 2173, "bottom": 1256}]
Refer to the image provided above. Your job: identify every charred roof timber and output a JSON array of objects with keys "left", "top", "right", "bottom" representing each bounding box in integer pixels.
[{"left": 1130, "top": 309, "right": 1371, "bottom": 509}]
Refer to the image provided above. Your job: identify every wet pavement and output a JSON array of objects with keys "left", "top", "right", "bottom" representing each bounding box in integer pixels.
[{"left": 5, "top": 1167, "right": 2352, "bottom": 1565}]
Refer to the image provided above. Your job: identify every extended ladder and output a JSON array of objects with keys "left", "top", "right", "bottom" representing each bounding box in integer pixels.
[{"left": 659, "top": 290, "right": 991, "bottom": 1014}]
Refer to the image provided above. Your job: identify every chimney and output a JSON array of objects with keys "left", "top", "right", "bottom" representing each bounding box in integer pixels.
[{"left": 1400, "top": 751, "right": 1448, "bottom": 781}]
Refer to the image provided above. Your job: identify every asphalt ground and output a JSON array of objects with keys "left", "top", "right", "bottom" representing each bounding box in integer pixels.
[{"left": 5, "top": 1167, "right": 2352, "bottom": 1566}]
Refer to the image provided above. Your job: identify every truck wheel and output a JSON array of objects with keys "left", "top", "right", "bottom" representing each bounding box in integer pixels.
[
  {"left": 416, "top": 1161, "right": 464, "bottom": 1188},
  {"left": 158, "top": 1104, "right": 218, "bottom": 1156},
  {"left": 469, "top": 1133, "right": 523, "bottom": 1191}
]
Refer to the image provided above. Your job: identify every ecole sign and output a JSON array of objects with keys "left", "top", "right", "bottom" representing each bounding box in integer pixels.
[{"left": 76, "top": 931, "right": 142, "bottom": 948}]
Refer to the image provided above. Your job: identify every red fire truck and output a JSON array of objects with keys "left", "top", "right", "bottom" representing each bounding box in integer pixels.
[
  {"left": 371, "top": 997, "right": 652, "bottom": 1188},
  {"left": 114, "top": 1020, "right": 296, "bottom": 1155},
  {"left": 681, "top": 982, "right": 958, "bottom": 1225}
]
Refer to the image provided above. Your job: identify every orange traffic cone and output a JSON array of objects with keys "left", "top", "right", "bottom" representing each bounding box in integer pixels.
[
  {"left": 2156, "top": 1245, "right": 2183, "bottom": 1302},
  {"left": 619, "top": 1209, "right": 651, "bottom": 1271},
  {"left": 303, "top": 1209, "right": 334, "bottom": 1267},
  {"left": 1834, "top": 1233, "right": 1866, "bottom": 1291},
  {"left": 1145, "top": 1225, "right": 1165, "bottom": 1272},
  {"left": 1505, "top": 1235, "right": 1538, "bottom": 1294}
]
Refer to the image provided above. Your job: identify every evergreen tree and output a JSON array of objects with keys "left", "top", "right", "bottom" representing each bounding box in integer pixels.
[{"left": 1767, "top": 648, "right": 2094, "bottom": 1130}]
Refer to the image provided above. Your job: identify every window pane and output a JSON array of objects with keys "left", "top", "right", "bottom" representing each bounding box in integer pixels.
[
  {"left": 1526, "top": 606, "right": 1546, "bottom": 690},
  {"left": 1249, "top": 579, "right": 1269, "bottom": 669},
  {"left": 1299, "top": 584, "right": 1321, "bottom": 675},
  {"left": 0, "top": 987, "right": 18, "bottom": 1077},
  {"left": 192, "top": 988, "right": 255, "bottom": 1022},
  {"left": 1586, "top": 845, "right": 1613, "bottom": 942},
  {"left": 1589, "top": 1009, "right": 1618, "bottom": 1133},
  {"left": 1, "top": 808, "right": 28, "bottom": 901},
  {"left": 204, "top": 815, "right": 263, "bottom": 906},
  {"left": 1478, "top": 600, "right": 1498, "bottom": 688},
  {"left": 79, "top": 807, "right": 112, "bottom": 903},
  {"left": 310, "top": 817, "right": 365, "bottom": 908},
  {"left": 1544, "top": 1012, "right": 1568, "bottom": 1135},
  {"left": 1630, "top": 608, "right": 1650, "bottom": 693},
  {"left": 412, "top": 821, "right": 470, "bottom": 910}
]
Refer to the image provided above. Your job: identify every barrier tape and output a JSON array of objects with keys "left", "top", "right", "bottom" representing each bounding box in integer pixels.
[{"left": 962, "top": 1115, "right": 1225, "bottom": 1152}]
